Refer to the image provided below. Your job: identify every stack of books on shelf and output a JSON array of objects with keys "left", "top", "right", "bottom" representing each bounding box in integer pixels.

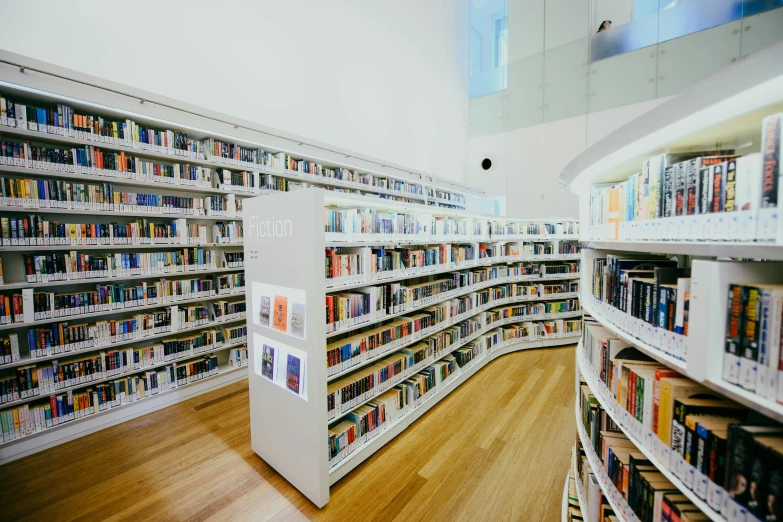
[
  {"left": 589, "top": 253, "right": 691, "bottom": 364},
  {"left": 579, "top": 316, "right": 783, "bottom": 522},
  {"left": 587, "top": 112, "right": 782, "bottom": 244},
  {"left": 566, "top": 446, "right": 585, "bottom": 522},
  {"left": 0, "top": 90, "right": 449, "bottom": 205}
]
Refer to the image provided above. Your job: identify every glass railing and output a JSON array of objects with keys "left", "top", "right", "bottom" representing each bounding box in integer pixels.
[{"left": 469, "top": 0, "right": 783, "bottom": 136}]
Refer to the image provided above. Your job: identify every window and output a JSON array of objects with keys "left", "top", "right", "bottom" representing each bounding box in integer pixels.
[
  {"left": 470, "top": 26, "right": 481, "bottom": 77},
  {"left": 493, "top": 14, "right": 508, "bottom": 68}
]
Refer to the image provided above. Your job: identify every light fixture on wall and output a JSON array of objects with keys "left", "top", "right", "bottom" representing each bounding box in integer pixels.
[{"left": 481, "top": 154, "right": 495, "bottom": 172}]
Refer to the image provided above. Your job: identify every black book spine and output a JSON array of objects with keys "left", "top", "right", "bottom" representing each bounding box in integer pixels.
[
  {"left": 675, "top": 163, "right": 687, "bottom": 216},
  {"left": 699, "top": 166, "right": 713, "bottom": 214},
  {"left": 686, "top": 158, "right": 701, "bottom": 215},
  {"left": 712, "top": 162, "right": 727, "bottom": 213}
]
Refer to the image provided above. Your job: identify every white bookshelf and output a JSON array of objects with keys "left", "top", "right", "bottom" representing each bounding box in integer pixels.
[
  {"left": 244, "top": 189, "right": 582, "bottom": 506},
  {"left": 575, "top": 395, "right": 639, "bottom": 522},
  {"left": 562, "top": 41, "right": 783, "bottom": 522},
  {"left": 562, "top": 473, "right": 570, "bottom": 522},
  {"left": 572, "top": 446, "right": 589, "bottom": 522},
  {"left": 576, "top": 341, "right": 725, "bottom": 522},
  {"left": 0, "top": 52, "right": 488, "bottom": 464}
]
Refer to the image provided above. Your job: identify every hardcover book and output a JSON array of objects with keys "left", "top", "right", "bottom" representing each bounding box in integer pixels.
[
  {"left": 273, "top": 295, "right": 288, "bottom": 333},
  {"left": 291, "top": 302, "right": 306, "bottom": 339},
  {"left": 259, "top": 295, "right": 271, "bottom": 327},
  {"left": 261, "top": 344, "right": 275, "bottom": 380},
  {"left": 286, "top": 353, "right": 301, "bottom": 394}
]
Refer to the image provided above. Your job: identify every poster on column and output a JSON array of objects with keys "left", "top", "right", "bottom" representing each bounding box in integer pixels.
[
  {"left": 253, "top": 332, "right": 308, "bottom": 400},
  {"left": 251, "top": 282, "right": 307, "bottom": 340}
]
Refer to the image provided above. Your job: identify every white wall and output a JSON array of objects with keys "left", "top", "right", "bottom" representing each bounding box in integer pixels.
[
  {"left": 467, "top": 96, "right": 671, "bottom": 218},
  {"left": 0, "top": 0, "right": 470, "bottom": 184}
]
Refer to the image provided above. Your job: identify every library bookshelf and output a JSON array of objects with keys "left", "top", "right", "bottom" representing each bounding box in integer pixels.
[
  {"left": 0, "top": 50, "right": 486, "bottom": 463},
  {"left": 572, "top": 445, "right": 589, "bottom": 522},
  {"left": 243, "top": 188, "right": 582, "bottom": 506},
  {"left": 563, "top": 42, "right": 783, "bottom": 522}
]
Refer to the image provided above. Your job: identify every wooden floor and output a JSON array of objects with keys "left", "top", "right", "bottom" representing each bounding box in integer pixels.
[{"left": 1, "top": 345, "right": 576, "bottom": 522}]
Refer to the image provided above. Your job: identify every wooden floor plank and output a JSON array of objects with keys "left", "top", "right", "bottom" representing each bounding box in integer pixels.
[{"left": 0, "top": 345, "right": 576, "bottom": 522}]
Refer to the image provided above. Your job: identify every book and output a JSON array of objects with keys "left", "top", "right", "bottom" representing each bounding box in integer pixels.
[
  {"left": 724, "top": 159, "right": 738, "bottom": 212},
  {"left": 735, "top": 153, "right": 763, "bottom": 212},
  {"left": 726, "top": 284, "right": 746, "bottom": 385},
  {"left": 711, "top": 162, "right": 727, "bottom": 213},
  {"left": 272, "top": 295, "right": 288, "bottom": 333},
  {"left": 261, "top": 344, "right": 275, "bottom": 380},
  {"left": 657, "top": 377, "right": 709, "bottom": 446},
  {"left": 291, "top": 302, "right": 306, "bottom": 339},
  {"left": 685, "top": 158, "right": 702, "bottom": 215},
  {"left": 259, "top": 295, "right": 271, "bottom": 327},
  {"left": 761, "top": 113, "right": 782, "bottom": 240},
  {"left": 675, "top": 162, "right": 687, "bottom": 216},
  {"left": 674, "top": 278, "right": 691, "bottom": 336},
  {"left": 286, "top": 353, "right": 301, "bottom": 394}
]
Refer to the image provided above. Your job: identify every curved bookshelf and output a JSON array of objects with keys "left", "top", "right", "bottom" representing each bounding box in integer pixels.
[
  {"left": 562, "top": 474, "right": 569, "bottom": 522},
  {"left": 581, "top": 298, "right": 686, "bottom": 373},
  {"left": 582, "top": 240, "right": 783, "bottom": 261},
  {"left": 574, "top": 394, "right": 636, "bottom": 522},
  {"left": 559, "top": 41, "right": 783, "bottom": 192},
  {"left": 0, "top": 360, "right": 248, "bottom": 459},
  {"left": 572, "top": 446, "right": 588, "bottom": 522},
  {"left": 329, "top": 333, "right": 581, "bottom": 483},
  {"left": 576, "top": 341, "right": 724, "bottom": 522}
]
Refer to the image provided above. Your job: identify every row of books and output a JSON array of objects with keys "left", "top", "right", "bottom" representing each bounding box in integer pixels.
[
  {"left": 0, "top": 96, "right": 202, "bottom": 155},
  {"left": 0, "top": 277, "right": 238, "bottom": 326},
  {"left": 326, "top": 285, "right": 580, "bottom": 375},
  {"left": 224, "top": 325, "right": 247, "bottom": 344},
  {"left": 484, "top": 299, "right": 580, "bottom": 327},
  {"left": 574, "top": 441, "right": 616, "bottom": 522},
  {"left": 0, "top": 352, "right": 233, "bottom": 443},
  {"left": 327, "top": 327, "right": 480, "bottom": 464},
  {"left": 588, "top": 113, "right": 782, "bottom": 242},
  {"left": 21, "top": 249, "right": 219, "bottom": 281},
  {"left": 330, "top": 245, "right": 581, "bottom": 287},
  {"left": 0, "top": 94, "right": 471, "bottom": 207},
  {"left": 592, "top": 254, "right": 691, "bottom": 336},
  {"left": 0, "top": 176, "right": 244, "bottom": 218},
  {"left": 565, "top": 449, "right": 584, "bottom": 522},
  {"left": 214, "top": 161, "right": 424, "bottom": 199},
  {"left": 0, "top": 95, "right": 429, "bottom": 198},
  {"left": 1, "top": 138, "right": 214, "bottom": 187},
  {"left": 212, "top": 300, "right": 246, "bottom": 322},
  {"left": 21, "top": 308, "right": 241, "bottom": 359},
  {"left": 325, "top": 264, "right": 579, "bottom": 332},
  {"left": 0, "top": 216, "right": 214, "bottom": 247},
  {"left": 490, "top": 221, "right": 579, "bottom": 237},
  {"left": 327, "top": 315, "right": 584, "bottom": 465},
  {"left": 0, "top": 334, "right": 20, "bottom": 364},
  {"left": 203, "top": 139, "right": 425, "bottom": 196},
  {"left": 724, "top": 283, "right": 783, "bottom": 402},
  {"left": 324, "top": 208, "right": 426, "bottom": 236},
  {"left": 426, "top": 189, "right": 465, "bottom": 204},
  {"left": 212, "top": 222, "right": 243, "bottom": 243},
  {"left": 1, "top": 336, "right": 224, "bottom": 404},
  {"left": 324, "top": 208, "right": 583, "bottom": 242},
  {"left": 367, "top": 246, "right": 580, "bottom": 279},
  {"left": 576, "top": 409, "right": 710, "bottom": 522},
  {"left": 325, "top": 249, "right": 363, "bottom": 281},
  {"left": 217, "top": 273, "right": 245, "bottom": 293},
  {"left": 582, "top": 319, "right": 783, "bottom": 521},
  {"left": 0, "top": 175, "right": 208, "bottom": 213}
]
